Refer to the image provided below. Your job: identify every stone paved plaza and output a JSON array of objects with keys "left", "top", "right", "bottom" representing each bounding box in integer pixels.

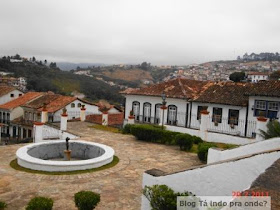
[{"left": 0, "top": 122, "right": 202, "bottom": 210}]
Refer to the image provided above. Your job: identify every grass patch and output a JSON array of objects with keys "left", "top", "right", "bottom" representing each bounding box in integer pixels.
[
  {"left": 10, "top": 156, "right": 119, "bottom": 175},
  {"left": 89, "top": 125, "right": 121, "bottom": 133}
]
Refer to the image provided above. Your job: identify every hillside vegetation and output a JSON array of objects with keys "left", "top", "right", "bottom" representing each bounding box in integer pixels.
[
  {"left": 0, "top": 58, "right": 123, "bottom": 103},
  {"left": 102, "top": 68, "right": 153, "bottom": 81}
]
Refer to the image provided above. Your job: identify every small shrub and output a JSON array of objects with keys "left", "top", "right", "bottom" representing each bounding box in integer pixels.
[
  {"left": 74, "top": 191, "right": 100, "bottom": 210},
  {"left": 122, "top": 124, "right": 133, "bottom": 134},
  {"left": 0, "top": 201, "right": 7, "bottom": 210},
  {"left": 130, "top": 124, "right": 164, "bottom": 142},
  {"left": 197, "top": 142, "right": 217, "bottom": 162},
  {"left": 130, "top": 124, "right": 180, "bottom": 144},
  {"left": 143, "top": 185, "right": 195, "bottom": 210},
  {"left": 260, "top": 120, "right": 280, "bottom": 139},
  {"left": 175, "top": 134, "right": 193, "bottom": 151},
  {"left": 192, "top": 136, "right": 203, "bottom": 144},
  {"left": 26, "top": 197, "right": 53, "bottom": 210}
]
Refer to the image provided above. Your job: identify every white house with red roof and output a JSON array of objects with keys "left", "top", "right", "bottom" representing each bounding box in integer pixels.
[
  {"left": 247, "top": 72, "right": 269, "bottom": 83},
  {"left": 0, "top": 85, "right": 24, "bottom": 105},
  {"left": 122, "top": 78, "right": 280, "bottom": 144},
  {"left": 0, "top": 92, "right": 43, "bottom": 139}
]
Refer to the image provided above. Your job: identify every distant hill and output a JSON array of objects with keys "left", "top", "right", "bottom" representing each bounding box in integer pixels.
[
  {"left": 0, "top": 58, "right": 123, "bottom": 104},
  {"left": 57, "top": 62, "right": 105, "bottom": 71}
]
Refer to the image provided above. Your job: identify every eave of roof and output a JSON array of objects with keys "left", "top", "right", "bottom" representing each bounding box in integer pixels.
[{"left": 0, "top": 92, "right": 43, "bottom": 110}]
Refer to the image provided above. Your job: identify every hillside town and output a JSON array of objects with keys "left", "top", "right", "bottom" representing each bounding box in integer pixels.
[{"left": 163, "top": 60, "right": 280, "bottom": 81}]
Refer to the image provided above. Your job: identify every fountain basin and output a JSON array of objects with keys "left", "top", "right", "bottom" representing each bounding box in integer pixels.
[{"left": 16, "top": 140, "right": 114, "bottom": 172}]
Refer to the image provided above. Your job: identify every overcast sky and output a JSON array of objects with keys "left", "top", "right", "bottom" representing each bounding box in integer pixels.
[{"left": 0, "top": 0, "right": 279, "bottom": 65}]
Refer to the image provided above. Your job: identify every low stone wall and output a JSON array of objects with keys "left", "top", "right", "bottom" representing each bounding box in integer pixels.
[
  {"left": 86, "top": 113, "right": 124, "bottom": 126},
  {"left": 141, "top": 150, "right": 280, "bottom": 210},
  {"left": 108, "top": 113, "right": 124, "bottom": 125},
  {"left": 86, "top": 114, "right": 102, "bottom": 124},
  {"left": 208, "top": 137, "right": 280, "bottom": 164}
]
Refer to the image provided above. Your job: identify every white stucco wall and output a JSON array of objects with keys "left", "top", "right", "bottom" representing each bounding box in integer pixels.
[
  {"left": 125, "top": 95, "right": 188, "bottom": 125},
  {"left": 248, "top": 96, "right": 280, "bottom": 122},
  {"left": 191, "top": 102, "right": 248, "bottom": 135},
  {"left": 10, "top": 107, "right": 24, "bottom": 120},
  {"left": 53, "top": 99, "right": 99, "bottom": 120},
  {"left": 108, "top": 107, "right": 121, "bottom": 114},
  {"left": 141, "top": 151, "right": 280, "bottom": 210},
  {"left": 208, "top": 137, "right": 280, "bottom": 164},
  {"left": 165, "top": 125, "right": 254, "bottom": 145},
  {"left": 0, "top": 89, "right": 23, "bottom": 105},
  {"left": 165, "top": 125, "right": 200, "bottom": 136}
]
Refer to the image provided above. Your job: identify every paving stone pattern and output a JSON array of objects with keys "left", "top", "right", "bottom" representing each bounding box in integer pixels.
[{"left": 0, "top": 122, "right": 201, "bottom": 210}]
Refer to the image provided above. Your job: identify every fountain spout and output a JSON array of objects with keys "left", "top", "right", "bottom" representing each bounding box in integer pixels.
[{"left": 64, "top": 137, "right": 71, "bottom": 161}]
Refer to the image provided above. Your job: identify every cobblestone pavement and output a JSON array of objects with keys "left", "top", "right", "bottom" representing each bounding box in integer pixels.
[{"left": 0, "top": 122, "right": 202, "bottom": 210}]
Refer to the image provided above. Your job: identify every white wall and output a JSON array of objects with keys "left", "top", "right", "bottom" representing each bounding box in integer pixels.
[
  {"left": 248, "top": 96, "right": 280, "bottom": 122},
  {"left": 53, "top": 99, "right": 99, "bottom": 120},
  {"left": 0, "top": 89, "right": 23, "bottom": 105},
  {"left": 166, "top": 124, "right": 254, "bottom": 145},
  {"left": 10, "top": 107, "right": 24, "bottom": 120},
  {"left": 165, "top": 125, "right": 200, "bottom": 136},
  {"left": 108, "top": 107, "right": 121, "bottom": 114},
  {"left": 125, "top": 94, "right": 188, "bottom": 124},
  {"left": 141, "top": 151, "right": 280, "bottom": 210},
  {"left": 208, "top": 137, "right": 280, "bottom": 164},
  {"left": 191, "top": 102, "right": 248, "bottom": 135}
]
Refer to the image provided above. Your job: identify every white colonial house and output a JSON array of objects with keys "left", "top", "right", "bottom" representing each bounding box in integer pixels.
[
  {"left": 247, "top": 72, "right": 269, "bottom": 83},
  {"left": 122, "top": 79, "right": 210, "bottom": 127},
  {"left": 0, "top": 92, "right": 43, "bottom": 139},
  {"left": 0, "top": 85, "right": 24, "bottom": 105},
  {"left": 20, "top": 92, "right": 100, "bottom": 123},
  {"left": 122, "top": 78, "right": 280, "bottom": 144},
  {"left": 247, "top": 81, "right": 280, "bottom": 121}
]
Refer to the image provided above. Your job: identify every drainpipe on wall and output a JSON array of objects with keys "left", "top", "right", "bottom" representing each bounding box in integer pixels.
[{"left": 189, "top": 101, "right": 192, "bottom": 128}]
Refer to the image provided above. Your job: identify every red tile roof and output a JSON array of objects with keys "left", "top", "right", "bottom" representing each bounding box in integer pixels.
[
  {"left": 38, "top": 95, "right": 77, "bottom": 113},
  {"left": 0, "top": 92, "right": 43, "bottom": 110},
  {"left": 23, "top": 92, "right": 77, "bottom": 113},
  {"left": 121, "top": 78, "right": 212, "bottom": 99},
  {"left": 0, "top": 85, "right": 16, "bottom": 97},
  {"left": 122, "top": 78, "right": 280, "bottom": 106},
  {"left": 192, "top": 82, "right": 254, "bottom": 106},
  {"left": 245, "top": 80, "right": 280, "bottom": 97}
]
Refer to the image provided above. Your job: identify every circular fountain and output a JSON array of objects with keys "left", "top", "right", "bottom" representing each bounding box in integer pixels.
[{"left": 16, "top": 140, "right": 114, "bottom": 172}]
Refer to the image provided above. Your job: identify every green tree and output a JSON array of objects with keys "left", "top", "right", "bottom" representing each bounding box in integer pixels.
[
  {"left": 269, "top": 70, "right": 280, "bottom": 80},
  {"left": 260, "top": 120, "right": 280, "bottom": 139},
  {"left": 229, "top": 71, "right": 245, "bottom": 82},
  {"left": 49, "top": 62, "right": 57, "bottom": 68},
  {"left": 14, "top": 54, "right": 21, "bottom": 59},
  {"left": 140, "top": 62, "right": 151, "bottom": 70}
]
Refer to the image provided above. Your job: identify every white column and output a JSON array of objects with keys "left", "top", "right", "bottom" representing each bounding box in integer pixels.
[
  {"left": 60, "top": 113, "right": 68, "bottom": 131},
  {"left": 34, "top": 122, "right": 44, "bottom": 143},
  {"left": 160, "top": 105, "right": 167, "bottom": 126},
  {"left": 80, "top": 107, "right": 86, "bottom": 122},
  {"left": 41, "top": 110, "right": 48, "bottom": 123},
  {"left": 200, "top": 110, "right": 209, "bottom": 141},
  {"left": 256, "top": 117, "right": 268, "bottom": 141},
  {"left": 102, "top": 112, "right": 108, "bottom": 126},
  {"left": 9, "top": 126, "right": 13, "bottom": 137}
]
